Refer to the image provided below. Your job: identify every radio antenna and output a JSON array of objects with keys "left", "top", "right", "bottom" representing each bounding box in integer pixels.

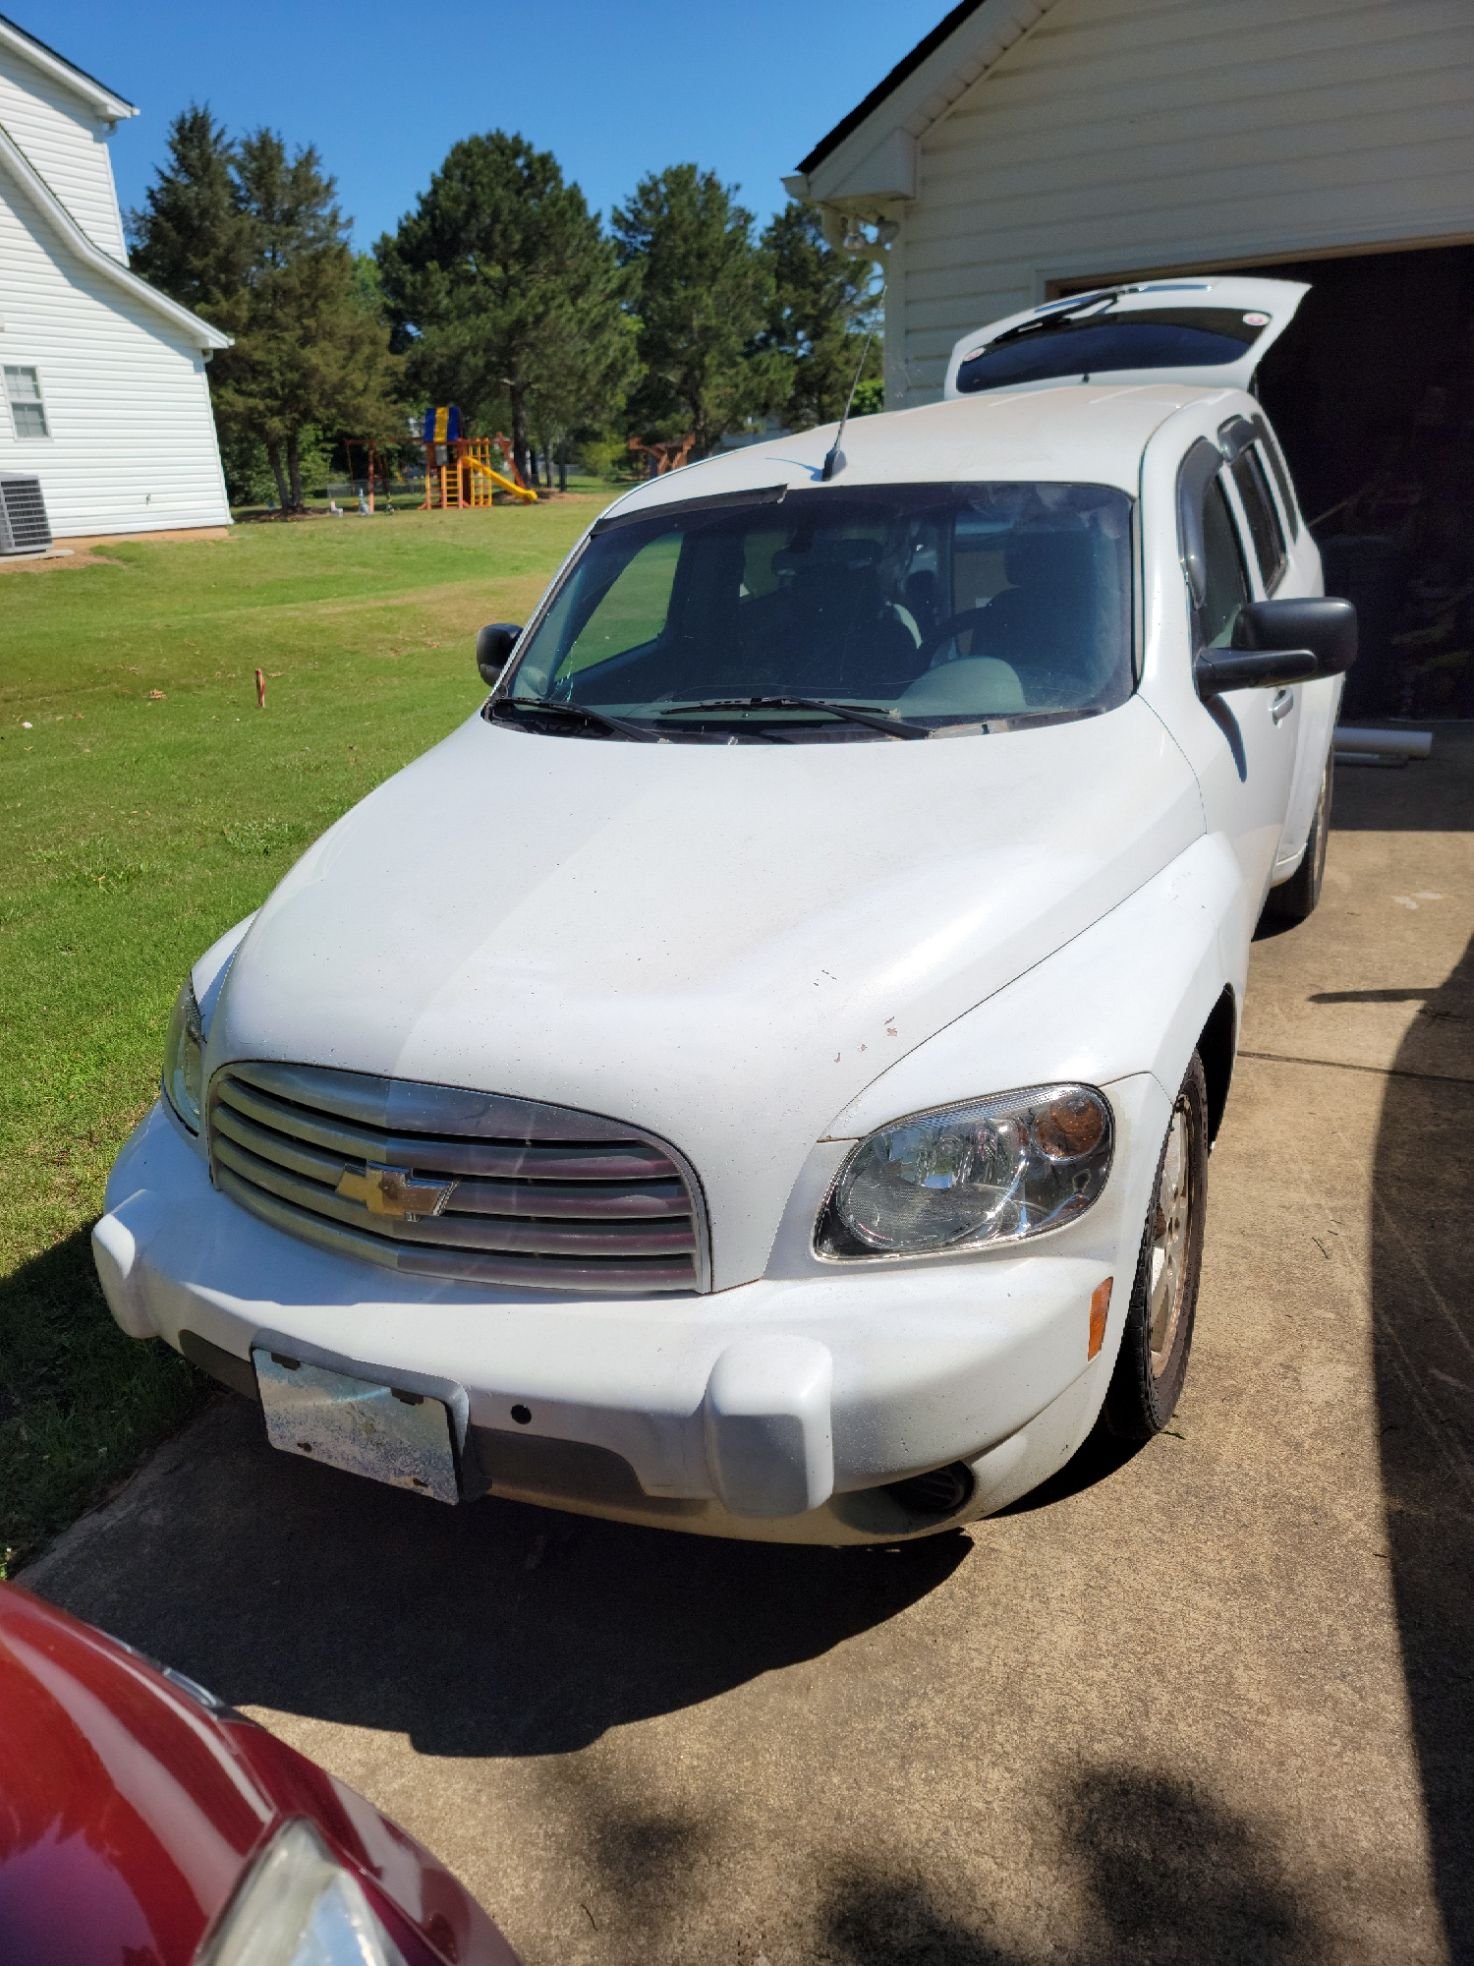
[{"left": 821, "top": 319, "right": 878, "bottom": 483}]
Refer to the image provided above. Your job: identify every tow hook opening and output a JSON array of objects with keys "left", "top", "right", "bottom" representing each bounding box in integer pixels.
[{"left": 880, "top": 1462, "right": 976, "bottom": 1520}]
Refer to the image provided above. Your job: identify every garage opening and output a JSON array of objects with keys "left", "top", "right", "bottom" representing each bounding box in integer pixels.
[{"left": 1059, "top": 242, "right": 1474, "bottom": 720}]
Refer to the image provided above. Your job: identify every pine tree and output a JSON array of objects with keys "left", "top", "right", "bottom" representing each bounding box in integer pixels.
[
  {"left": 756, "top": 201, "right": 880, "bottom": 430},
  {"left": 220, "top": 132, "right": 394, "bottom": 508},
  {"left": 130, "top": 117, "right": 402, "bottom": 511},
  {"left": 375, "top": 133, "right": 631, "bottom": 485},
  {"left": 611, "top": 165, "right": 772, "bottom": 457},
  {"left": 127, "top": 105, "right": 250, "bottom": 316},
  {"left": 524, "top": 248, "right": 637, "bottom": 490}
]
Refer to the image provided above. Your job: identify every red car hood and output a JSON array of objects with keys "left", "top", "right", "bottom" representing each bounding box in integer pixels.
[{"left": 0, "top": 1584, "right": 516, "bottom": 1965}]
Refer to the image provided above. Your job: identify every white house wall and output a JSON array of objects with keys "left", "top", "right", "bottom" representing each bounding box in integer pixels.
[
  {"left": 892, "top": 0, "right": 1474, "bottom": 402},
  {"left": 0, "top": 174, "right": 230, "bottom": 536},
  {"left": 0, "top": 41, "right": 127, "bottom": 260}
]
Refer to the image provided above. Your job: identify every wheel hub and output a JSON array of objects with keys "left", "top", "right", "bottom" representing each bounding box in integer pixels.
[{"left": 1148, "top": 1097, "right": 1194, "bottom": 1377}]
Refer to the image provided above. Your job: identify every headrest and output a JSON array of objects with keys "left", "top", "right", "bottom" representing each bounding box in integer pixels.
[
  {"left": 773, "top": 536, "right": 883, "bottom": 580},
  {"left": 899, "top": 657, "right": 1027, "bottom": 716}
]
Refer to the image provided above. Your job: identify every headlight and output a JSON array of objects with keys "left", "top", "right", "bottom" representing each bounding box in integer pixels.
[
  {"left": 817, "top": 1083, "right": 1113, "bottom": 1257},
  {"left": 197, "top": 1818, "right": 408, "bottom": 1966},
  {"left": 162, "top": 978, "right": 204, "bottom": 1133}
]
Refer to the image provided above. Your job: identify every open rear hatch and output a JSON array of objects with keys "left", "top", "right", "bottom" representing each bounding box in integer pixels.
[{"left": 944, "top": 276, "right": 1308, "bottom": 400}]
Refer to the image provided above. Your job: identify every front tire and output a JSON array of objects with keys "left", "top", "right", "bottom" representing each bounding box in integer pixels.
[
  {"left": 1265, "top": 753, "right": 1333, "bottom": 924},
  {"left": 1102, "top": 1055, "right": 1209, "bottom": 1441}
]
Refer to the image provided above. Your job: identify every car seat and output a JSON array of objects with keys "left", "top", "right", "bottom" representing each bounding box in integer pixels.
[
  {"left": 764, "top": 538, "right": 924, "bottom": 697},
  {"left": 975, "top": 531, "right": 1119, "bottom": 706}
]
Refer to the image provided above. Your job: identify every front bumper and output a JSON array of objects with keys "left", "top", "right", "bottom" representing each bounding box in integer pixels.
[{"left": 94, "top": 1082, "right": 1166, "bottom": 1543}]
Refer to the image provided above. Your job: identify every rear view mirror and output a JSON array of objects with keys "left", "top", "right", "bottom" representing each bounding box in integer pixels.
[
  {"left": 476, "top": 623, "right": 522, "bottom": 688},
  {"left": 1197, "top": 597, "right": 1357, "bottom": 698}
]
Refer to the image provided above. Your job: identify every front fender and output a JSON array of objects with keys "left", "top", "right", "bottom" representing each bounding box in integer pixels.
[
  {"left": 826, "top": 832, "right": 1243, "bottom": 1140},
  {"left": 193, "top": 913, "right": 256, "bottom": 1030}
]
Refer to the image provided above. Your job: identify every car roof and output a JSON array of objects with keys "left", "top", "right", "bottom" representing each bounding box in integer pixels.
[{"left": 611, "top": 382, "right": 1236, "bottom": 519}]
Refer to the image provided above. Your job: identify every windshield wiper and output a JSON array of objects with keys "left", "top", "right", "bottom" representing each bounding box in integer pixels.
[
  {"left": 987, "top": 285, "right": 1144, "bottom": 349},
  {"left": 655, "top": 696, "right": 931, "bottom": 740},
  {"left": 490, "top": 695, "right": 660, "bottom": 742}
]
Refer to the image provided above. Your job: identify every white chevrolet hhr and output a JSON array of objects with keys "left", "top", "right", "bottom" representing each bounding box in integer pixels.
[{"left": 96, "top": 278, "right": 1353, "bottom": 1542}]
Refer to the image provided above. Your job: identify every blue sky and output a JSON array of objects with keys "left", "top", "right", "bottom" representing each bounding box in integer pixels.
[{"left": 37, "top": 0, "right": 948, "bottom": 247}]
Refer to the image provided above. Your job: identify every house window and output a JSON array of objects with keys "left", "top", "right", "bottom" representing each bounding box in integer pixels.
[{"left": 4, "top": 367, "right": 49, "bottom": 440}]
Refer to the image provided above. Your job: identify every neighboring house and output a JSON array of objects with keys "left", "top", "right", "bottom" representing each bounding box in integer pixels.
[
  {"left": 0, "top": 14, "right": 230, "bottom": 540},
  {"left": 786, "top": 0, "right": 1474, "bottom": 412},
  {"left": 787, "top": 0, "right": 1474, "bottom": 715}
]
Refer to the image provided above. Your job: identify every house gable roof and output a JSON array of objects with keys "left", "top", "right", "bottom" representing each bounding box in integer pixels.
[
  {"left": 0, "top": 14, "right": 137, "bottom": 121},
  {"left": 790, "top": 0, "right": 1063, "bottom": 208},
  {"left": 797, "top": 0, "right": 985, "bottom": 174},
  {"left": 0, "top": 119, "right": 231, "bottom": 350}
]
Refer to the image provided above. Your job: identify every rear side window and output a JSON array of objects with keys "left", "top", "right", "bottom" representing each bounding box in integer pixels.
[
  {"left": 1198, "top": 480, "right": 1251, "bottom": 647},
  {"left": 1254, "top": 418, "right": 1301, "bottom": 539},
  {"left": 1229, "top": 448, "right": 1286, "bottom": 593}
]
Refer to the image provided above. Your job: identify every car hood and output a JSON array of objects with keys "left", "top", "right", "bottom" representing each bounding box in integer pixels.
[{"left": 213, "top": 702, "right": 1201, "bottom": 1286}]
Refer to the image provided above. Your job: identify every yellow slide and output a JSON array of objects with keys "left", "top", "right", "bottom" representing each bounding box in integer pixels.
[{"left": 464, "top": 455, "right": 537, "bottom": 503}]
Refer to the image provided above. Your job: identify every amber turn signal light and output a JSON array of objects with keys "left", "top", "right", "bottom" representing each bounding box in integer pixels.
[{"left": 1088, "top": 1277, "right": 1113, "bottom": 1359}]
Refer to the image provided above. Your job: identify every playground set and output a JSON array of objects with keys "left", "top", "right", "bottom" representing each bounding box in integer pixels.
[
  {"left": 420, "top": 406, "right": 537, "bottom": 509},
  {"left": 628, "top": 434, "right": 696, "bottom": 476}
]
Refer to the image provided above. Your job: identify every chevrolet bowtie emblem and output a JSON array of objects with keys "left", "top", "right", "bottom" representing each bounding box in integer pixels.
[{"left": 336, "top": 1162, "right": 456, "bottom": 1220}]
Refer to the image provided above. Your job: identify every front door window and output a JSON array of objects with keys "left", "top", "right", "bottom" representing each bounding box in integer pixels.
[{"left": 1197, "top": 479, "right": 1251, "bottom": 648}]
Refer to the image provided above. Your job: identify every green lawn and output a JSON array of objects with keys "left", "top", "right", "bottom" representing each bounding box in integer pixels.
[{"left": 0, "top": 499, "right": 604, "bottom": 1570}]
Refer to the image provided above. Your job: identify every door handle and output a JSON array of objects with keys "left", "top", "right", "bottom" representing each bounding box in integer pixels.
[{"left": 1270, "top": 688, "right": 1295, "bottom": 725}]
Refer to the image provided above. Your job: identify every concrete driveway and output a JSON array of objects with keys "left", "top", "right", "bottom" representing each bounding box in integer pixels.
[{"left": 28, "top": 731, "right": 1474, "bottom": 1966}]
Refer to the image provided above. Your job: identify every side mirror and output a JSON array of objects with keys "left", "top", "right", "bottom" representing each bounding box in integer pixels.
[
  {"left": 476, "top": 622, "right": 522, "bottom": 688},
  {"left": 1196, "top": 596, "right": 1357, "bottom": 698}
]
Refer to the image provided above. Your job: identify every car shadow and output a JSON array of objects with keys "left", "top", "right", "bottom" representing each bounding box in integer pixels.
[
  {"left": 0, "top": 1224, "right": 202, "bottom": 1565},
  {"left": 29, "top": 1394, "right": 970, "bottom": 1757},
  {"left": 1369, "top": 927, "right": 1474, "bottom": 1961},
  {"left": 993, "top": 1424, "right": 1146, "bottom": 1514}
]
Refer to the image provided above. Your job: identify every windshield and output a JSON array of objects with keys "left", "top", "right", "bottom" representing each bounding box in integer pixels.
[
  {"left": 955, "top": 308, "right": 1267, "bottom": 395},
  {"left": 501, "top": 482, "right": 1134, "bottom": 740}
]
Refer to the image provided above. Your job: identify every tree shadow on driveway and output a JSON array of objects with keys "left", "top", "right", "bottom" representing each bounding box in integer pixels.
[
  {"left": 820, "top": 1764, "right": 1328, "bottom": 1965},
  {"left": 28, "top": 1396, "right": 969, "bottom": 1757},
  {"left": 1370, "top": 928, "right": 1474, "bottom": 1961}
]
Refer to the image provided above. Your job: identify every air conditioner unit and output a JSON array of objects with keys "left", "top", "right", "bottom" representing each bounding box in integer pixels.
[{"left": 0, "top": 474, "right": 51, "bottom": 554}]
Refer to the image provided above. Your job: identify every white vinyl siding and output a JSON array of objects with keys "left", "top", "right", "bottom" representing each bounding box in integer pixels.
[
  {"left": 0, "top": 174, "right": 230, "bottom": 535},
  {"left": 0, "top": 42, "right": 127, "bottom": 259},
  {"left": 892, "top": 0, "right": 1474, "bottom": 401}
]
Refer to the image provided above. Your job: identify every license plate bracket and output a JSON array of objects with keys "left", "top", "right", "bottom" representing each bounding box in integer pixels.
[{"left": 252, "top": 1349, "right": 460, "bottom": 1504}]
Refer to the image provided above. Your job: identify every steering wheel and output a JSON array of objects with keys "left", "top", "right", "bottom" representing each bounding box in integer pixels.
[{"left": 915, "top": 606, "right": 995, "bottom": 666}]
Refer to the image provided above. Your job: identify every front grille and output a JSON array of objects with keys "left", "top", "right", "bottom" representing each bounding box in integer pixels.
[{"left": 207, "top": 1062, "right": 707, "bottom": 1295}]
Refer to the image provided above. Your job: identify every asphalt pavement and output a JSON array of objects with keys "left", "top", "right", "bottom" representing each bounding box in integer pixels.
[{"left": 28, "top": 727, "right": 1474, "bottom": 1965}]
